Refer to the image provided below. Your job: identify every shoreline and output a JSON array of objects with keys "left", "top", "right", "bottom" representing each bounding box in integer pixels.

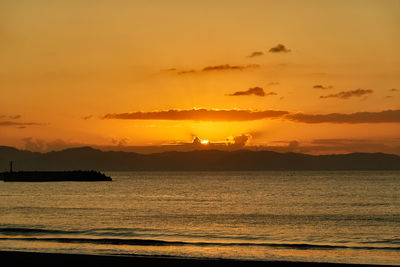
[{"left": 0, "top": 251, "right": 398, "bottom": 267}]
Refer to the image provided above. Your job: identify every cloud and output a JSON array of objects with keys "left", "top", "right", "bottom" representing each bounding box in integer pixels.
[
  {"left": 170, "top": 64, "right": 260, "bottom": 75},
  {"left": 389, "top": 88, "right": 398, "bottom": 92},
  {"left": 82, "top": 115, "right": 93, "bottom": 120},
  {"left": 22, "top": 138, "right": 84, "bottom": 152},
  {"left": 320, "top": 89, "right": 373, "bottom": 99},
  {"left": 0, "top": 114, "right": 21, "bottom": 119},
  {"left": 307, "top": 138, "right": 400, "bottom": 155},
  {"left": 202, "top": 64, "right": 260, "bottom": 72},
  {"left": 232, "top": 134, "right": 251, "bottom": 148},
  {"left": 247, "top": 51, "right": 264, "bottom": 58},
  {"left": 312, "top": 139, "right": 373, "bottom": 145},
  {"left": 269, "top": 44, "right": 291, "bottom": 53},
  {"left": 192, "top": 136, "right": 202, "bottom": 145},
  {"left": 227, "top": 87, "right": 277, "bottom": 97},
  {"left": 287, "top": 140, "right": 300, "bottom": 150},
  {"left": 285, "top": 109, "right": 400, "bottom": 124},
  {"left": 191, "top": 133, "right": 251, "bottom": 149},
  {"left": 103, "top": 109, "right": 400, "bottom": 124},
  {"left": 9, "top": 115, "right": 21, "bottom": 119},
  {"left": 263, "top": 138, "right": 400, "bottom": 155},
  {"left": 177, "top": 69, "right": 196, "bottom": 75},
  {"left": 111, "top": 138, "right": 128, "bottom": 146},
  {"left": 103, "top": 109, "right": 289, "bottom": 121},
  {"left": 0, "top": 121, "right": 43, "bottom": 127},
  {"left": 268, "top": 82, "right": 280, "bottom": 86},
  {"left": 22, "top": 137, "right": 45, "bottom": 152},
  {"left": 313, "top": 85, "right": 333, "bottom": 89},
  {"left": 254, "top": 140, "right": 303, "bottom": 153}
]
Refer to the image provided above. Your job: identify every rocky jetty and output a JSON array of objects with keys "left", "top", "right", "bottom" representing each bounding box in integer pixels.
[{"left": 0, "top": 170, "right": 112, "bottom": 182}]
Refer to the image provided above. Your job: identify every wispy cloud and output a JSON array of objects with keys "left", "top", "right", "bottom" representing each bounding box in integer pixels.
[
  {"left": 268, "top": 82, "right": 280, "bottom": 86},
  {"left": 103, "top": 109, "right": 288, "bottom": 122},
  {"left": 171, "top": 64, "right": 261, "bottom": 75},
  {"left": 320, "top": 89, "right": 373, "bottom": 99},
  {"left": 82, "top": 115, "right": 93, "bottom": 120},
  {"left": 307, "top": 138, "right": 400, "bottom": 155},
  {"left": 389, "top": 88, "right": 398, "bottom": 92},
  {"left": 227, "top": 87, "right": 277, "bottom": 97},
  {"left": 269, "top": 44, "right": 291, "bottom": 53},
  {"left": 111, "top": 138, "right": 128, "bottom": 146},
  {"left": 161, "top": 68, "right": 177, "bottom": 72},
  {"left": 263, "top": 139, "right": 400, "bottom": 155},
  {"left": 247, "top": 51, "right": 264, "bottom": 58},
  {"left": 0, "top": 114, "right": 22, "bottom": 119},
  {"left": 202, "top": 64, "right": 260, "bottom": 72},
  {"left": 285, "top": 109, "right": 400, "bottom": 124},
  {"left": 177, "top": 69, "right": 196, "bottom": 75},
  {"left": 0, "top": 114, "right": 44, "bottom": 127},
  {"left": 22, "top": 138, "right": 84, "bottom": 152},
  {"left": 0, "top": 121, "right": 43, "bottom": 127},
  {"left": 313, "top": 85, "right": 333, "bottom": 89}
]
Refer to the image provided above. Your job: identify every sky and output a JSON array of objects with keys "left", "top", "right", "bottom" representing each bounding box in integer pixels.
[{"left": 1, "top": 0, "right": 400, "bottom": 154}]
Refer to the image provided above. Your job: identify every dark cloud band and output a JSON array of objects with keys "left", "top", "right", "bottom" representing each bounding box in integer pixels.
[
  {"left": 286, "top": 110, "right": 400, "bottom": 124},
  {"left": 103, "top": 109, "right": 400, "bottom": 124},
  {"left": 320, "top": 89, "right": 373, "bottom": 99},
  {"left": 103, "top": 109, "right": 288, "bottom": 121}
]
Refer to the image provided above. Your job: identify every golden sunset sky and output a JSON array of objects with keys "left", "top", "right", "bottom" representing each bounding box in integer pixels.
[{"left": 1, "top": 0, "right": 399, "bottom": 154}]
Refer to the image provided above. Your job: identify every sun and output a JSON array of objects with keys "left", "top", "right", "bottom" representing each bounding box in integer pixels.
[{"left": 201, "top": 140, "right": 209, "bottom": 145}]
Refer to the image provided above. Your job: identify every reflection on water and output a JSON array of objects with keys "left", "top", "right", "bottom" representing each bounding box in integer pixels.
[{"left": 0, "top": 171, "right": 399, "bottom": 265}]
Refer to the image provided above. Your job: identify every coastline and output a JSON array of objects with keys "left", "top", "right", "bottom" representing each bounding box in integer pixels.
[{"left": 0, "top": 251, "right": 398, "bottom": 267}]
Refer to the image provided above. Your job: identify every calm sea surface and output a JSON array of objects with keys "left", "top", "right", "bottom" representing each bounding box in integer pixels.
[{"left": 0, "top": 171, "right": 399, "bottom": 265}]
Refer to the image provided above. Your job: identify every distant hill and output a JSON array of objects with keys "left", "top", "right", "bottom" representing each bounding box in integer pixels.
[{"left": 1, "top": 146, "right": 400, "bottom": 171}]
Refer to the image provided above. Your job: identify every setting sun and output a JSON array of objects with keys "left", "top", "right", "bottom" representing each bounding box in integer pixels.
[{"left": 201, "top": 140, "right": 209, "bottom": 145}]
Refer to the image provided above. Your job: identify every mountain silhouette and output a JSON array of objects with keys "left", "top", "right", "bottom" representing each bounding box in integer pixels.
[{"left": 1, "top": 146, "right": 399, "bottom": 171}]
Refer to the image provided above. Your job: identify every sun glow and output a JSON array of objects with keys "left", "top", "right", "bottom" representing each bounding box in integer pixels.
[{"left": 201, "top": 140, "right": 209, "bottom": 144}]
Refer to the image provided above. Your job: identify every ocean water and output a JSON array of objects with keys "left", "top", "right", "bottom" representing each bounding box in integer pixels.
[{"left": 0, "top": 171, "right": 399, "bottom": 265}]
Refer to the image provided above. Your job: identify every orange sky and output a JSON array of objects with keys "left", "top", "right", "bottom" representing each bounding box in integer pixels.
[{"left": 1, "top": 0, "right": 400, "bottom": 154}]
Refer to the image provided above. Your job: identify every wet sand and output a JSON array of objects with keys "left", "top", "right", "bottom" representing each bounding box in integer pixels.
[{"left": 0, "top": 251, "right": 397, "bottom": 267}]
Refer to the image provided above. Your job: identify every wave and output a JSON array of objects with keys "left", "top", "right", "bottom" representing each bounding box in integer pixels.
[
  {"left": 0, "top": 227, "right": 163, "bottom": 237},
  {"left": 0, "top": 236, "right": 399, "bottom": 251},
  {"left": 0, "top": 227, "right": 88, "bottom": 235},
  {"left": 361, "top": 239, "right": 400, "bottom": 245}
]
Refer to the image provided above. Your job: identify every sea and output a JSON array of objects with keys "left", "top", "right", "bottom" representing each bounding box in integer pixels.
[{"left": 0, "top": 171, "right": 399, "bottom": 265}]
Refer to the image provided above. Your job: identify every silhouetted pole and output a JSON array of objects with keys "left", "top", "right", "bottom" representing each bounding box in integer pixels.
[{"left": 10, "top": 161, "right": 13, "bottom": 173}]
